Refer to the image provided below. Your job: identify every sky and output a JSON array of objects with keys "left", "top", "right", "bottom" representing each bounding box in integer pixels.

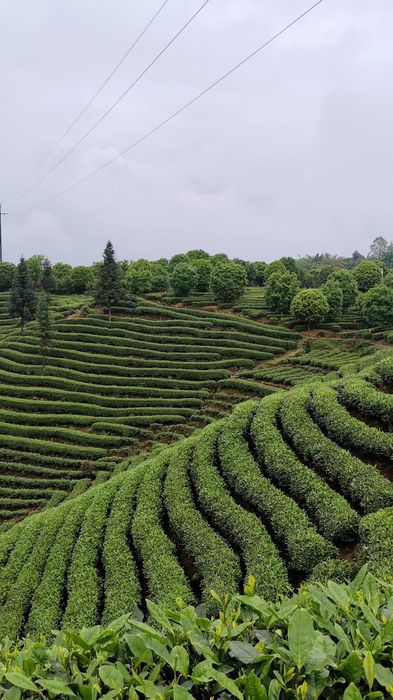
[{"left": 0, "top": 0, "right": 392, "bottom": 265}]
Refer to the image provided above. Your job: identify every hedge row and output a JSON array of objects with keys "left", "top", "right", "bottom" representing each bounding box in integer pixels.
[
  {"left": 279, "top": 386, "right": 393, "bottom": 513},
  {"left": 217, "top": 378, "right": 279, "bottom": 396},
  {"left": 309, "top": 383, "right": 393, "bottom": 459},
  {"left": 358, "top": 508, "right": 393, "bottom": 578},
  {"left": 337, "top": 375, "right": 393, "bottom": 427},
  {"left": 0, "top": 394, "right": 203, "bottom": 414},
  {"left": 218, "top": 402, "right": 335, "bottom": 572},
  {"left": 164, "top": 441, "right": 241, "bottom": 606},
  {"left": 132, "top": 454, "right": 194, "bottom": 608},
  {"left": 190, "top": 422, "right": 288, "bottom": 598},
  {"left": 251, "top": 394, "right": 359, "bottom": 542}
]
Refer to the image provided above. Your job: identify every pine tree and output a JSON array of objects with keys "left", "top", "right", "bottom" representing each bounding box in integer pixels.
[
  {"left": 9, "top": 256, "right": 36, "bottom": 333},
  {"left": 94, "top": 241, "right": 124, "bottom": 322},
  {"left": 41, "top": 257, "right": 55, "bottom": 294},
  {"left": 36, "top": 292, "right": 52, "bottom": 368}
]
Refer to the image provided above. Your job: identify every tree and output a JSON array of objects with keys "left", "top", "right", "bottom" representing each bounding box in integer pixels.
[
  {"left": 383, "top": 271, "right": 393, "bottom": 288},
  {"left": 382, "top": 243, "right": 393, "bottom": 269},
  {"left": 210, "top": 261, "right": 247, "bottom": 304},
  {"left": 248, "top": 261, "right": 266, "bottom": 286},
  {"left": 9, "top": 256, "right": 36, "bottom": 333},
  {"left": 94, "top": 241, "right": 125, "bottom": 321},
  {"left": 368, "top": 236, "right": 389, "bottom": 260},
  {"left": 186, "top": 249, "right": 210, "bottom": 261},
  {"left": 170, "top": 263, "right": 198, "bottom": 296},
  {"left": 0, "top": 262, "right": 16, "bottom": 291},
  {"left": 353, "top": 260, "right": 382, "bottom": 292},
  {"left": 36, "top": 291, "right": 52, "bottom": 367},
  {"left": 150, "top": 263, "right": 169, "bottom": 292},
  {"left": 26, "top": 255, "right": 44, "bottom": 286},
  {"left": 264, "top": 260, "right": 287, "bottom": 281},
  {"left": 69, "top": 266, "right": 94, "bottom": 294},
  {"left": 126, "top": 259, "right": 152, "bottom": 295},
  {"left": 321, "top": 278, "right": 343, "bottom": 319},
  {"left": 41, "top": 257, "right": 55, "bottom": 294},
  {"left": 290, "top": 289, "right": 329, "bottom": 329},
  {"left": 330, "top": 269, "right": 358, "bottom": 308},
  {"left": 194, "top": 258, "right": 212, "bottom": 292},
  {"left": 265, "top": 271, "right": 300, "bottom": 313},
  {"left": 279, "top": 256, "right": 298, "bottom": 276},
  {"left": 52, "top": 262, "right": 72, "bottom": 294},
  {"left": 360, "top": 284, "right": 393, "bottom": 326},
  {"left": 168, "top": 253, "right": 189, "bottom": 271}
]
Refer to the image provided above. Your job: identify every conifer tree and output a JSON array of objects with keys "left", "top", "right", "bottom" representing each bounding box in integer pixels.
[
  {"left": 9, "top": 256, "right": 36, "bottom": 333},
  {"left": 94, "top": 241, "right": 124, "bottom": 321},
  {"left": 41, "top": 257, "right": 55, "bottom": 294},
  {"left": 36, "top": 291, "right": 52, "bottom": 368}
]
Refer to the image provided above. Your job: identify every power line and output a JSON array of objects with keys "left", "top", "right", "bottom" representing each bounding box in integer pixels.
[
  {"left": 9, "top": 0, "right": 325, "bottom": 216},
  {"left": 3, "top": 0, "right": 170, "bottom": 203},
  {"left": 6, "top": 0, "right": 211, "bottom": 207}
]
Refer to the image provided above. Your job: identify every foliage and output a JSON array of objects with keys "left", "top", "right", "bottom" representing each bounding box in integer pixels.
[
  {"left": 322, "top": 278, "right": 344, "bottom": 319},
  {"left": 353, "top": 260, "right": 383, "bottom": 292},
  {"left": 279, "top": 256, "right": 299, "bottom": 275},
  {"left": 26, "top": 255, "right": 44, "bottom": 286},
  {"left": 126, "top": 259, "right": 153, "bottom": 295},
  {"left": 69, "top": 266, "right": 94, "bottom": 294},
  {"left": 330, "top": 268, "right": 359, "bottom": 308},
  {"left": 210, "top": 261, "right": 247, "bottom": 304},
  {"left": 94, "top": 241, "right": 125, "bottom": 321},
  {"left": 36, "top": 292, "right": 52, "bottom": 368},
  {"left": 383, "top": 271, "right": 393, "bottom": 288},
  {"left": 360, "top": 284, "right": 393, "bottom": 326},
  {"left": 1, "top": 569, "right": 393, "bottom": 699},
  {"left": 193, "top": 258, "right": 212, "bottom": 292},
  {"left": 170, "top": 263, "right": 198, "bottom": 296},
  {"left": 9, "top": 256, "right": 36, "bottom": 332},
  {"left": 0, "top": 262, "right": 16, "bottom": 291},
  {"left": 264, "top": 259, "right": 286, "bottom": 280},
  {"left": 290, "top": 288, "right": 330, "bottom": 328},
  {"left": 150, "top": 262, "right": 169, "bottom": 292},
  {"left": 265, "top": 270, "right": 300, "bottom": 313},
  {"left": 247, "top": 261, "right": 266, "bottom": 286},
  {"left": 40, "top": 257, "right": 55, "bottom": 294},
  {"left": 368, "top": 235, "right": 389, "bottom": 260},
  {"left": 52, "top": 262, "right": 72, "bottom": 294}
]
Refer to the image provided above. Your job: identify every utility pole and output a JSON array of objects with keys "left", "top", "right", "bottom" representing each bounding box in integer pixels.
[{"left": 0, "top": 204, "right": 7, "bottom": 263}]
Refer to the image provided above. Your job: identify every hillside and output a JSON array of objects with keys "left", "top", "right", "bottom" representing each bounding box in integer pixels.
[
  {"left": 0, "top": 293, "right": 301, "bottom": 522},
  {"left": 0, "top": 350, "right": 392, "bottom": 639}
]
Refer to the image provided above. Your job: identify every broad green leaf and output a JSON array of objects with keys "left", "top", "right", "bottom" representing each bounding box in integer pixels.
[
  {"left": 169, "top": 646, "right": 189, "bottom": 677},
  {"left": 343, "top": 683, "right": 362, "bottom": 700},
  {"left": 307, "top": 669, "right": 329, "bottom": 699},
  {"left": 339, "top": 652, "right": 363, "bottom": 684},
  {"left": 99, "top": 665, "right": 124, "bottom": 690},
  {"left": 147, "top": 600, "right": 173, "bottom": 635},
  {"left": 210, "top": 669, "right": 243, "bottom": 700},
  {"left": 268, "top": 678, "right": 282, "bottom": 700},
  {"left": 173, "top": 685, "right": 194, "bottom": 700},
  {"left": 4, "top": 672, "right": 38, "bottom": 692},
  {"left": 38, "top": 678, "right": 76, "bottom": 696},
  {"left": 2, "top": 688, "right": 21, "bottom": 700},
  {"left": 244, "top": 672, "right": 268, "bottom": 699},
  {"left": 363, "top": 651, "right": 375, "bottom": 691},
  {"left": 375, "top": 663, "right": 393, "bottom": 688},
  {"left": 191, "top": 659, "right": 213, "bottom": 684},
  {"left": 364, "top": 693, "right": 384, "bottom": 699},
  {"left": 287, "top": 608, "right": 314, "bottom": 670},
  {"left": 229, "top": 641, "right": 261, "bottom": 664},
  {"left": 305, "top": 633, "right": 336, "bottom": 672}
]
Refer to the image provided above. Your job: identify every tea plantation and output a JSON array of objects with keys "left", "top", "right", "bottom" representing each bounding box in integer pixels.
[{"left": 0, "top": 347, "right": 392, "bottom": 641}]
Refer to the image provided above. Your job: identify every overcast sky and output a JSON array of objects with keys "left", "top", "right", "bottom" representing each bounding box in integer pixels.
[{"left": 0, "top": 0, "right": 392, "bottom": 264}]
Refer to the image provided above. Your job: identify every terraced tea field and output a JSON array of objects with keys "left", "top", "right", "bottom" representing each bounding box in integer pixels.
[
  {"left": 0, "top": 297, "right": 299, "bottom": 521},
  {"left": 0, "top": 351, "right": 392, "bottom": 639}
]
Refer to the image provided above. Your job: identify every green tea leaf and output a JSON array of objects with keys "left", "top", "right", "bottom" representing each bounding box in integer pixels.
[
  {"left": 4, "top": 672, "right": 38, "bottom": 692},
  {"left": 173, "top": 685, "right": 194, "bottom": 700},
  {"left": 339, "top": 652, "right": 363, "bottom": 684},
  {"left": 375, "top": 663, "right": 393, "bottom": 688},
  {"left": 98, "top": 665, "right": 124, "bottom": 690},
  {"left": 229, "top": 641, "right": 261, "bottom": 664},
  {"left": 363, "top": 651, "right": 375, "bottom": 691},
  {"left": 287, "top": 608, "right": 314, "bottom": 670},
  {"left": 244, "top": 672, "right": 268, "bottom": 699},
  {"left": 147, "top": 600, "right": 174, "bottom": 635},
  {"left": 343, "top": 683, "right": 362, "bottom": 700},
  {"left": 38, "top": 678, "right": 76, "bottom": 696},
  {"left": 210, "top": 669, "right": 243, "bottom": 700},
  {"left": 169, "top": 646, "right": 189, "bottom": 677}
]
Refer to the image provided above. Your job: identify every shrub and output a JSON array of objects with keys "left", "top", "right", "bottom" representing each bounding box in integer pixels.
[{"left": 210, "top": 261, "right": 247, "bottom": 304}]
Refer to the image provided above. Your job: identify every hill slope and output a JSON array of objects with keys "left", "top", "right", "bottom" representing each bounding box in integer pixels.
[{"left": 0, "top": 351, "right": 392, "bottom": 639}]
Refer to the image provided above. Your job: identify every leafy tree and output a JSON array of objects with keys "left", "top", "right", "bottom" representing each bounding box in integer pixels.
[
  {"left": 368, "top": 236, "right": 389, "bottom": 260},
  {"left": 194, "top": 258, "right": 212, "bottom": 292},
  {"left": 353, "top": 260, "right": 383, "bottom": 292},
  {"left": 360, "top": 284, "right": 393, "bottom": 326},
  {"left": 168, "top": 253, "right": 189, "bottom": 271},
  {"left": 41, "top": 257, "right": 55, "bottom": 294},
  {"left": 265, "top": 271, "right": 300, "bottom": 313},
  {"left": 382, "top": 243, "right": 393, "bottom": 269},
  {"left": 264, "top": 260, "right": 287, "bottom": 281},
  {"left": 126, "top": 259, "right": 152, "bottom": 295},
  {"left": 36, "top": 291, "right": 52, "bottom": 367},
  {"left": 9, "top": 256, "right": 36, "bottom": 333},
  {"left": 0, "top": 262, "right": 16, "bottom": 291},
  {"left": 94, "top": 241, "right": 125, "bottom": 321},
  {"left": 279, "top": 256, "right": 298, "bottom": 276},
  {"left": 330, "top": 269, "right": 358, "bottom": 308},
  {"left": 210, "top": 261, "right": 247, "bottom": 304},
  {"left": 150, "top": 263, "right": 169, "bottom": 292},
  {"left": 26, "top": 254, "right": 44, "bottom": 286},
  {"left": 247, "top": 261, "right": 266, "bottom": 286},
  {"left": 69, "top": 266, "right": 94, "bottom": 294},
  {"left": 170, "top": 263, "right": 198, "bottom": 296},
  {"left": 290, "top": 289, "right": 329, "bottom": 329},
  {"left": 321, "top": 278, "right": 343, "bottom": 319},
  {"left": 383, "top": 271, "right": 393, "bottom": 288},
  {"left": 186, "top": 249, "right": 209, "bottom": 261},
  {"left": 52, "top": 263, "right": 72, "bottom": 294},
  {"left": 211, "top": 253, "right": 229, "bottom": 267}
]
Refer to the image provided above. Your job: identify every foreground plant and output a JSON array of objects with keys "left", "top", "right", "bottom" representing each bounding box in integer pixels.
[{"left": 1, "top": 567, "right": 393, "bottom": 698}]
